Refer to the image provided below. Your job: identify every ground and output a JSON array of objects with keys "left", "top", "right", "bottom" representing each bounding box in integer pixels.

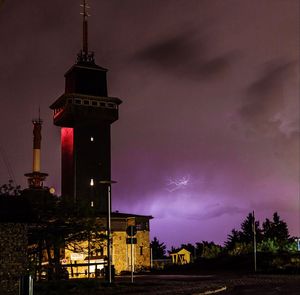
[{"left": 35, "top": 273, "right": 300, "bottom": 294}]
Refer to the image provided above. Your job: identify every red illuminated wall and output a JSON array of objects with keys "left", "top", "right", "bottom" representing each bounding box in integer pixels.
[
  {"left": 61, "top": 128, "right": 74, "bottom": 204},
  {"left": 61, "top": 128, "right": 74, "bottom": 155}
]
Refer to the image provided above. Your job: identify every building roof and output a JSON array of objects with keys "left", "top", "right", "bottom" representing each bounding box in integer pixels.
[
  {"left": 111, "top": 211, "right": 153, "bottom": 220},
  {"left": 169, "top": 248, "right": 191, "bottom": 255}
]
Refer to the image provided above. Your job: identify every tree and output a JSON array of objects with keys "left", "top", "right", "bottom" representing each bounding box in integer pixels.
[
  {"left": 151, "top": 237, "right": 166, "bottom": 259},
  {"left": 0, "top": 179, "right": 21, "bottom": 196},
  {"left": 201, "top": 241, "right": 222, "bottom": 259},
  {"left": 262, "top": 212, "right": 290, "bottom": 251},
  {"left": 225, "top": 229, "right": 242, "bottom": 251},
  {"left": 225, "top": 212, "right": 262, "bottom": 254},
  {"left": 240, "top": 212, "right": 262, "bottom": 244}
]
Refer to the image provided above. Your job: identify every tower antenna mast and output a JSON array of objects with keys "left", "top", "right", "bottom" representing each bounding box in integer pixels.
[{"left": 81, "top": 0, "right": 90, "bottom": 54}]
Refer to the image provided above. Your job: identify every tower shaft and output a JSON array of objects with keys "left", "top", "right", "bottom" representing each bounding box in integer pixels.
[
  {"left": 25, "top": 118, "right": 48, "bottom": 189},
  {"left": 32, "top": 119, "right": 42, "bottom": 172}
]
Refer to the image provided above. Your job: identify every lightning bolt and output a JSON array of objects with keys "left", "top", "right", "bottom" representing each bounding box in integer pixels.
[{"left": 166, "top": 175, "right": 190, "bottom": 192}]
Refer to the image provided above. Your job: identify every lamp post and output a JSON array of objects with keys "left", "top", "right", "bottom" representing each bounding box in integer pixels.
[
  {"left": 100, "top": 180, "right": 117, "bottom": 284},
  {"left": 253, "top": 210, "right": 257, "bottom": 272}
]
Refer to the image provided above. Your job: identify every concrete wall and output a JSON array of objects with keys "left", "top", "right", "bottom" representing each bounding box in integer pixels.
[{"left": 0, "top": 223, "right": 28, "bottom": 295}]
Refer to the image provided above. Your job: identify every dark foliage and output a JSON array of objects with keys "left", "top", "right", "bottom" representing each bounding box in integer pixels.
[{"left": 151, "top": 237, "right": 166, "bottom": 259}]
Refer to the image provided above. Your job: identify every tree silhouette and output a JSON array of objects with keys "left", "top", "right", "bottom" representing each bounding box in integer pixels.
[
  {"left": 224, "top": 229, "right": 242, "bottom": 251},
  {"left": 151, "top": 237, "right": 166, "bottom": 259},
  {"left": 240, "top": 212, "right": 262, "bottom": 243},
  {"left": 225, "top": 212, "right": 262, "bottom": 254},
  {"left": 225, "top": 211, "right": 291, "bottom": 255},
  {"left": 262, "top": 212, "right": 289, "bottom": 250},
  {"left": 0, "top": 179, "right": 21, "bottom": 196}
]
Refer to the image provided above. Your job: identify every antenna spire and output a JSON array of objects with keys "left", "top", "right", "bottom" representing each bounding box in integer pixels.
[
  {"left": 77, "top": 0, "right": 94, "bottom": 64},
  {"left": 81, "top": 0, "right": 89, "bottom": 53}
]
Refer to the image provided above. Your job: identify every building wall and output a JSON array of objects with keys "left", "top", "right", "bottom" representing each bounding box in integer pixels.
[
  {"left": 112, "top": 229, "right": 151, "bottom": 273},
  {"left": 63, "top": 228, "right": 151, "bottom": 277},
  {"left": 0, "top": 223, "right": 28, "bottom": 295}
]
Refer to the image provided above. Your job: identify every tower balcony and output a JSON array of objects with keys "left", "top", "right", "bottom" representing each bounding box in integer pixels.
[{"left": 50, "top": 93, "right": 122, "bottom": 127}]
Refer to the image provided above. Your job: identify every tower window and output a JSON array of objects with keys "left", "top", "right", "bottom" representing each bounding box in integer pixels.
[
  {"left": 91, "top": 201, "right": 94, "bottom": 207},
  {"left": 84, "top": 100, "right": 89, "bottom": 105},
  {"left": 90, "top": 137, "right": 94, "bottom": 142},
  {"left": 140, "top": 246, "right": 143, "bottom": 256},
  {"left": 90, "top": 179, "right": 94, "bottom": 186},
  {"left": 92, "top": 101, "right": 97, "bottom": 106},
  {"left": 75, "top": 99, "right": 81, "bottom": 104},
  {"left": 100, "top": 102, "right": 105, "bottom": 107}
]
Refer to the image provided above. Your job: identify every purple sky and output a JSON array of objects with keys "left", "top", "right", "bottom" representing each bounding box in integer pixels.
[{"left": 0, "top": 0, "right": 299, "bottom": 248}]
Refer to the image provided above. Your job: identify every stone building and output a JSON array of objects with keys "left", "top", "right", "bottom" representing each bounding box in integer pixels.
[{"left": 61, "top": 213, "right": 152, "bottom": 277}]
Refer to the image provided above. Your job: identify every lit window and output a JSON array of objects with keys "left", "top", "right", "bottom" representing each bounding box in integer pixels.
[
  {"left": 91, "top": 201, "right": 94, "bottom": 207},
  {"left": 90, "top": 137, "right": 94, "bottom": 142},
  {"left": 90, "top": 179, "right": 94, "bottom": 186}
]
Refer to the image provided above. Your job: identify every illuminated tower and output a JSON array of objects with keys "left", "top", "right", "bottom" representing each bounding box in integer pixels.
[
  {"left": 24, "top": 116, "right": 48, "bottom": 188},
  {"left": 50, "top": 1, "right": 122, "bottom": 214}
]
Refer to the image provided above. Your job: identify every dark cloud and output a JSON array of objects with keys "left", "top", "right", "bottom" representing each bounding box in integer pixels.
[
  {"left": 132, "top": 31, "right": 237, "bottom": 80},
  {"left": 239, "top": 60, "right": 295, "bottom": 134},
  {"left": 135, "top": 31, "right": 198, "bottom": 67}
]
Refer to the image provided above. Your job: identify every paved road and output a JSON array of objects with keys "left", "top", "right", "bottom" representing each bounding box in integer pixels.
[
  {"left": 224, "top": 282, "right": 300, "bottom": 295},
  {"left": 119, "top": 273, "right": 300, "bottom": 295},
  {"left": 34, "top": 273, "right": 300, "bottom": 294}
]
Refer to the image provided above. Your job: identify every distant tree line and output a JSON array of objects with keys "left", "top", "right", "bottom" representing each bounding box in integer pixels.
[{"left": 151, "top": 211, "right": 297, "bottom": 260}]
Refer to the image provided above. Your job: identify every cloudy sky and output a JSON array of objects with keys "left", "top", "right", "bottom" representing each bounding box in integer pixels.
[{"left": 0, "top": 0, "right": 299, "bottom": 248}]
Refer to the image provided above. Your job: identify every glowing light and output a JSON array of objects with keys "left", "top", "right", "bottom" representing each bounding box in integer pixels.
[
  {"left": 166, "top": 175, "right": 190, "bottom": 192},
  {"left": 91, "top": 201, "right": 94, "bottom": 207},
  {"left": 90, "top": 178, "right": 94, "bottom": 186},
  {"left": 90, "top": 137, "right": 94, "bottom": 142},
  {"left": 49, "top": 187, "right": 56, "bottom": 194}
]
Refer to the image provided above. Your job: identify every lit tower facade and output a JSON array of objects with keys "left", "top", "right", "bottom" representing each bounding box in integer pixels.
[{"left": 50, "top": 1, "right": 122, "bottom": 214}]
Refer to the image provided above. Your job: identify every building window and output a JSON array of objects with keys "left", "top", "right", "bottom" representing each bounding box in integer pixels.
[
  {"left": 140, "top": 246, "right": 143, "bottom": 256},
  {"left": 90, "top": 179, "right": 94, "bottom": 186},
  {"left": 92, "top": 101, "right": 97, "bottom": 106},
  {"left": 75, "top": 99, "right": 81, "bottom": 104},
  {"left": 90, "top": 137, "right": 94, "bottom": 142},
  {"left": 84, "top": 100, "right": 89, "bottom": 105}
]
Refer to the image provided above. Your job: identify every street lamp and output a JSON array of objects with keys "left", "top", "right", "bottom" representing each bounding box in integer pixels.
[{"left": 99, "top": 180, "right": 117, "bottom": 284}]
